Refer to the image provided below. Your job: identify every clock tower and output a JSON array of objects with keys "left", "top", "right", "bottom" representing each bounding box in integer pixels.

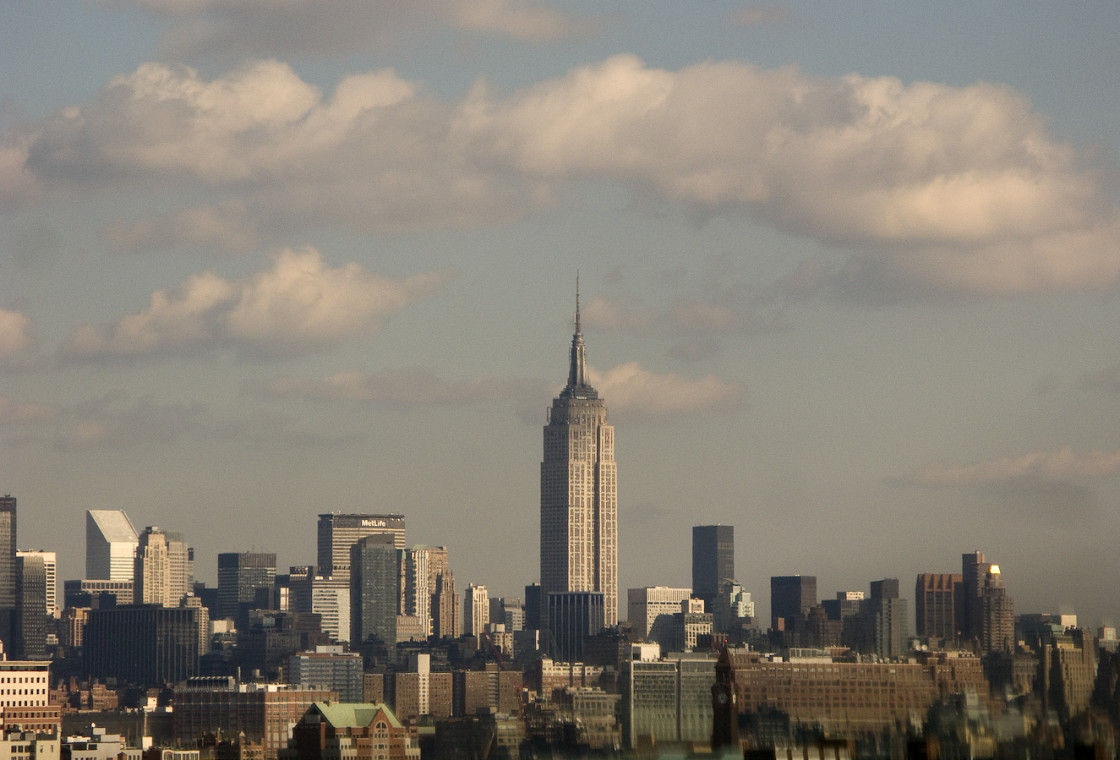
[{"left": 711, "top": 642, "right": 739, "bottom": 751}]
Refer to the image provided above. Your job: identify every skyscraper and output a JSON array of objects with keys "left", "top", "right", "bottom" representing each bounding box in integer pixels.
[
  {"left": 915, "top": 572, "right": 961, "bottom": 642},
  {"left": 134, "top": 526, "right": 193, "bottom": 607},
  {"left": 692, "top": 525, "right": 734, "bottom": 610},
  {"left": 540, "top": 287, "right": 618, "bottom": 627},
  {"left": 350, "top": 534, "right": 399, "bottom": 649},
  {"left": 316, "top": 513, "right": 405, "bottom": 583},
  {"left": 770, "top": 575, "right": 817, "bottom": 630},
  {"left": 0, "top": 496, "right": 15, "bottom": 609},
  {"left": 16, "top": 550, "right": 56, "bottom": 617},
  {"left": 463, "top": 584, "right": 489, "bottom": 637},
  {"left": 86, "top": 510, "right": 139, "bottom": 581},
  {"left": 217, "top": 551, "right": 277, "bottom": 619}
]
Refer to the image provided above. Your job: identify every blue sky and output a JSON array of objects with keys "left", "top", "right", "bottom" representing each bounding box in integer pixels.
[{"left": 3, "top": 2, "right": 1120, "bottom": 626}]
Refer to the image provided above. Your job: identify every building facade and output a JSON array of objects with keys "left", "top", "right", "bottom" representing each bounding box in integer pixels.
[
  {"left": 85, "top": 510, "right": 138, "bottom": 582},
  {"left": 627, "top": 586, "right": 693, "bottom": 642},
  {"left": 540, "top": 291, "right": 618, "bottom": 628},
  {"left": 217, "top": 551, "right": 277, "bottom": 620},
  {"left": 915, "top": 572, "right": 962, "bottom": 642},
  {"left": 770, "top": 575, "right": 817, "bottom": 630},
  {"left": 316, "top": 514, "right": 405, "bottom": 584},
  {"left": 349, "top": 536, "right": 398, "bottom": 649},
  {"left": 691, "top": 525, "right": 733, "bottom": 610},
  {"left": 134, "top": 527, "right": 192, "bottom": 607}
]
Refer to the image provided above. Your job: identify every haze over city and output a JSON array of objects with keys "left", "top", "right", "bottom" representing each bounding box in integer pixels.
[{"left": 2, "top": 3, "right": 1120, "bottom": 625}]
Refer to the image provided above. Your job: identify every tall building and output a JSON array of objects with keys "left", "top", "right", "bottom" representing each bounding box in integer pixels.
[
  {"left": 216, "top": 551, "right": 277, "bottom": 620},
  {"left": 961, "top": 552, "right": 1014, "bottom": 654},
  {"left": 16, "top": 551, "right": 56, "bottom": 617},
  {"left": 547, "top": 591, "right": 604, "bottom": 663},
  {"left": 692, "top": 525, "right": 733, "bottom": 610},
  {"left": 350, "top": 535, "right": 399, "bottom": 649},
  {"left": 915, "top": 572, "right": 962, "bottom": 642},
  {"left": 770, "top": 575, "right": 817, "bottom": 630},
  {"left": 0, "top": 496, "right": 16, "bottom": 652},
  {"left": 317, "top": 514, "right": 405, "bottom": 583},
  {"left": 85, "top": 510, "right": 139, "bottom": 581},
  {"left": 540, "top": 288, "right": 618, "bottom": 627},
  {"left": 14, "top": 553, "right": 47, "bottom": 659},
  {"left": 400, "top": 546, "right": 457, "bottom": 639},
  {"left": 463, "top": 584, "right": 489, "bottom": 637},
  {"left": 134, "top": 526, "right": 192, "bottom": 607}
]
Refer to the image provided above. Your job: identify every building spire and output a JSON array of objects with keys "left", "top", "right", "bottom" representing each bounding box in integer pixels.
[{"left": 563, "top": 272, "right": 597, "bottom": 398}]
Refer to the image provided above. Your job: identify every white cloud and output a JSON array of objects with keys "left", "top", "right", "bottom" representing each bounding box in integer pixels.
[
  {"left": 589, "top": 361, "right": 742, "bottom": 415},
  {"left": 62, "top": 247, "right": 453, "bottom": 357},
  {"left": 909, "top": 446, "right": 1120, "bottom": 486},
  {"left": 8, "top": 55, "right": 1120, "bottom": 295}
]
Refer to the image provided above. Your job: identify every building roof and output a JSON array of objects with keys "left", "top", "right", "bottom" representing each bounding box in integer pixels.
[
  {"left": 88, "top": 510, "right": 138, "bottom": 543},
  {"left": 312, "top": 702, "right": 402, "bottom": 729}
]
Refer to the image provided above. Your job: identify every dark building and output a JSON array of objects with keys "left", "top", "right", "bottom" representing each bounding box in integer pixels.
[
  {"left": 350, "top": 535, "right": 399, "bottom": 651},
  {"left": 547, "top": 591, "right": 604, "bottom": 663},
  {"left": 961, "top": 552, "right": 1014, "bottom": 654},
  {"left": 524, "top": 583, "right": 542, "bottom": 631},
  {"left": 216, "top": 551, "right": 277, "bottom": 621},
  {"left": 14, "top": 553, "right": 47, "bottom": 659},
  {"left": 84, "top": 604, "right": 199, "bottom": 687},
  {"left": 692, "top": 525, "right": 734, "bottom": 611},
  {"left": 235, "top": 610, "right": 324, "bottom": 682},
  {"left": 0, "top": 496, "right": 15, "bottom": 651},
  {"left": 770, "top": 575, "right": 817, "bottom": 630},
  {"left": 915, "top": 572, "right": 962, "bottom": 642}
]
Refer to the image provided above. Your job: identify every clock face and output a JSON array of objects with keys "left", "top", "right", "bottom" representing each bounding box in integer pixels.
[{"left": 717, "top": 690, "right": 728, "bottom": 705}]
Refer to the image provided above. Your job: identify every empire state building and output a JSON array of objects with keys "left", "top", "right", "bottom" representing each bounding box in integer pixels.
[{"left": 540, "top": 290, "right": 618, "bottom": 627}]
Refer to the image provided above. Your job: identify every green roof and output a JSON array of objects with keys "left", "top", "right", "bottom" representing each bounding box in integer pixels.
[{"left": 311, "top": 702, "right": 403, "bottom": 729}]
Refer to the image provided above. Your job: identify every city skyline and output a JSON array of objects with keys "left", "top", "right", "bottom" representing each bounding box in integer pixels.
[{"left": 3, "top": 4, "right": 1120, "bottom": 625}]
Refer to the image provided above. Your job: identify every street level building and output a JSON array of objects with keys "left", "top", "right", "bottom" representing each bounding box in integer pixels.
[{"left": 540, "top": 288, "right": 618, "bottom": 628}]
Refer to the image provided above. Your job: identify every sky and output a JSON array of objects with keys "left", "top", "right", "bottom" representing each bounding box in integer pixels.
[{"left": 3, "top": 2, "right": 1120, "bottom": 628}]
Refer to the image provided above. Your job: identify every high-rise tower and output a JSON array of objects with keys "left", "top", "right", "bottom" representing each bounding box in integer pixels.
[{"left": 540, "top": 283, "right": 618, "bottom": 627}]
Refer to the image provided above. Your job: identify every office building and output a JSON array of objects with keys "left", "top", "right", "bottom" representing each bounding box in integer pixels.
[
  {"left": 547, "top": 591, "right": 604, "bottom": 663},
  {"left": 85, "top": 510, "right": 138, "bottom": 581},
  {"left": 317, "top": 514, "right": 404, "bottom": 583},
  {"left": 174, "top": 680, "right": 335, "bottom": 760},
  {"left": 84, "top": 605, "right": 199, "bottom": 687},
  {"left": 217, "top": 551, "right": 277, "bottom": 620},
  {"left": 0, "top": 659, "right": 60, "bottom": 737},
  {"left": 63, "top": 579, "right": 133, "bottom": 608},
  {"left": 16, "top": 551, "right": 56, "bottom": 617},
  {"left": 14, "top": 553, "right": 47, "bottom": 659},
  {"left": 134, "top": 526, "right": 192, "bottom": 607},
  {"left": 692, "top": 525, "right": 733, "bottom": 610},
  {"left": 290, "top": 568, "right": 351, "bottom": 644},
  {"left": 0, "top": 496, "right": 15, "bottom": 652},
  {"left": 540, "top": 289, "right": 618, "bottom": 627},
  {"left": 770, "top": 575, "right": 817, "bottom": 630},
  {"left": 627, "top": 586, "right": 692, "bottom": 641},
  {"left": 400, "top": 545, "right": 457, "bottom": 639},
  {"left": 915, "top": 573, "right": 962, "bottom": 642},
  {"left": 289, "top": 646, "right": 364, "bottom": 702},
  {"left": 350, "top": 535, "right": 398, "bottom": 649},
  {"left": 620, "top": 652, "right": 717, "bottom": 749},
  {"left": 464, "top": 584, "right": 489, "bottom": 637},
  {"left": 961, "top": 552, "right": 1015, "bottom": 654}
]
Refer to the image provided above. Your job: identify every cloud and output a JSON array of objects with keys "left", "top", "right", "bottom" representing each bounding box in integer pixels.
[
  {"left": 908, "top": 446, "right": 1120, "bottom": 486},
  {"left": 103, "top": 202, "right": 259, "bottom": 253},
  {"left": 62, "top": 247, "right": 453, "bottom": 358},
  {"left": 261, "top": 368, "right": 546, "bottom": 407},
  {"left": 589, "top": 361, "right": 742, "bottom": 415},
  {"left": 730, "top": 5, "right": 792, "bottom": 27},
  {"left": 0, "top": 396, "right": 56, "bottom": 425},
  {"left": 118, "top": 0, "right": 598, "bottom": 57},
  {"left": 8, "top": 55, "right": 1120, "bottom": 295},
  {"left": 0, "top": 308, "right": 33, "bottom": 360}
]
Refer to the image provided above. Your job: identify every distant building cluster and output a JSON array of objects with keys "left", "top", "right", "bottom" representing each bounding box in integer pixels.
[{"left": 1, "top": 298, "right": 1118, "bottom": 760}]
